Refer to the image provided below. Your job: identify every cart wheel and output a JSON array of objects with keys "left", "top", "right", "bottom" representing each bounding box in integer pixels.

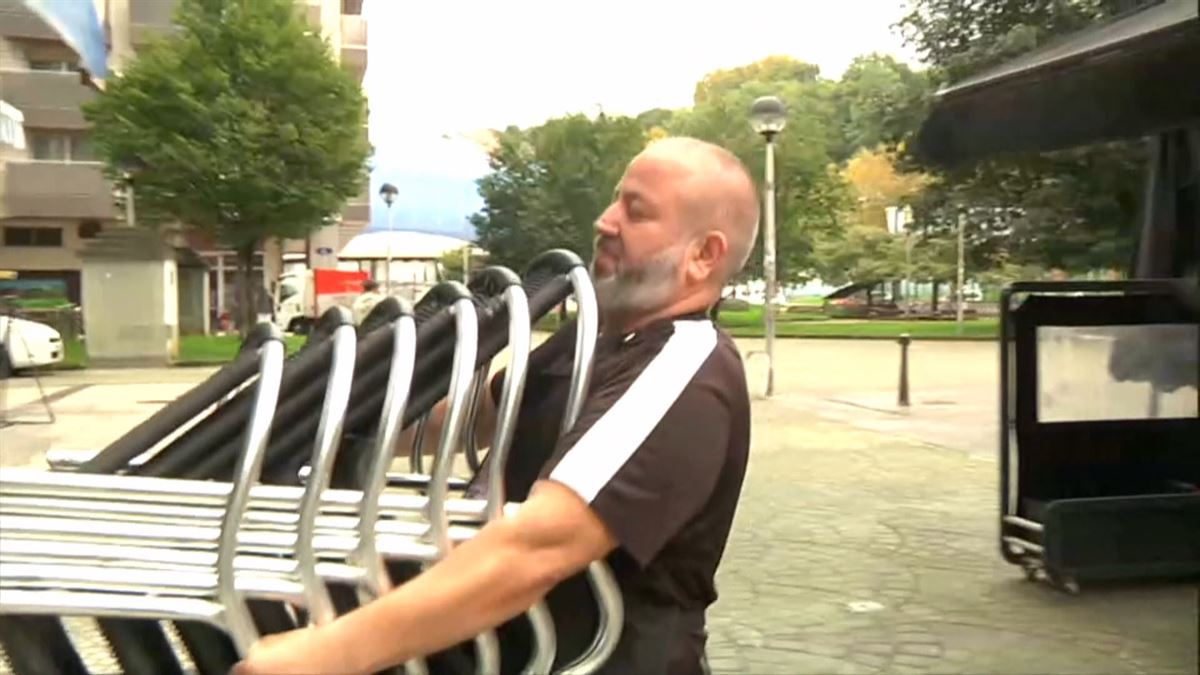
[{"left": 1047, "top": 571, "right": 1080, "bottom": 595}]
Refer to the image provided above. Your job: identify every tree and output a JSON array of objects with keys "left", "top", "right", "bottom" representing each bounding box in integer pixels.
[
  {"left": 669, "top": 56, "right": 851, "bottom": 283},
  {"left": 832, "top": 54, "right": 932, "bottom": 161},
  {"left": 84, "top": 0, "right": 370, "bottom": 333},
  {"left": 896, "top": 0, "right": 1124, "bottom": 83},
  {"left": 471, "top": 114, "right": 648, "bottom": 272},
  {"left": 842, "top": 146, "right": 929, "bottom": 231},
  {"left": 438, "top": 245, "right": 474, "bottom": 283},
  {"left": 693, "top": 56, "right": 821, "bottom": 106},
  {"left": 895, "top": 0, "right": 1149, "bottom": 275},
  {"left": 812, "top": 225, "right": 906, "bottom": 288}
]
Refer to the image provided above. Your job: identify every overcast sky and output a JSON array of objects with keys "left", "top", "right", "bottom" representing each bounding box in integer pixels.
[{"left": 361, "top": 0, "right": 923, "bottom": 152}]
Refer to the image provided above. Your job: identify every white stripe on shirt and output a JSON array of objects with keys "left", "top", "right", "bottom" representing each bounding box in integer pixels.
[{"left": 549, "top": 319, "right": 719, "bottom": 503}]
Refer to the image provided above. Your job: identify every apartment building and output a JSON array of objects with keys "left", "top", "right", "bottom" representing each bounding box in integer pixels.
[{"left": 0, "top": 0, "right": 370, "bottom": 319}]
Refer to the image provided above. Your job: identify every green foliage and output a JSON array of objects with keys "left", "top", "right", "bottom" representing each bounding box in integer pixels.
[
  {"left": 438, "top": 246, "right": 474, "bottom": 282},
  {"left": 668, "top": 56, "right": 851, "bottom": 283},
  {"left": 832, "top": 54, "right": 933, "bottom": 161},
  {"left": 470, "top": 114, "right": 648, "bottom": 272},
  {"left": 84, "top": 0, "right": 370, "bottom": 330},
  {"left": 693, "top": 56, "right": 821, "bottom": 106},
  {"left": 812, "top": 225, "right": 907, "bottom": 287},
  {"left": 895, "top": 0, "right": 1124, "bottom": 82}
]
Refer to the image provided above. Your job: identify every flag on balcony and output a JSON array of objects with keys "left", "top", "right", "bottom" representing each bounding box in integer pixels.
[{"left": 20, "top": 0, "right": 108, "bottom": 82}]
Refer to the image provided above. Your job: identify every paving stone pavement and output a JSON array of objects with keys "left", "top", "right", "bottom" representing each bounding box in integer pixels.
[{"left": 703, "top": 393, "right": 1198, "bottom": 674}]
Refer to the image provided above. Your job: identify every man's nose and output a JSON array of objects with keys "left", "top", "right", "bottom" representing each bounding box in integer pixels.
[{"left": 595, "top": 207, "right": 620, "bottom": 237}]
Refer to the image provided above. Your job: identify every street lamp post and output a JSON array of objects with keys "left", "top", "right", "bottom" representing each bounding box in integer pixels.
[
  {"left": 888, "top": 205, "right": 915, "bottom": 317},
  {"left": 749, "top": 96, "right": 786, "bottom": 398},
  {"left": 116, "top": 157, "right": 146, "bottom": 229},
  {"left": 379, "top": 182, "right": 398, "bottom": 295}
]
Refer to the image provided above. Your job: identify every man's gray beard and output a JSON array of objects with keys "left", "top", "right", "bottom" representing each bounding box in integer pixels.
[{"left": 590, "top": 245, "right": 685, "bottom": 324}]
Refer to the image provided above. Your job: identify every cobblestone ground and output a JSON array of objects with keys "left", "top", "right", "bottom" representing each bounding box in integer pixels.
[{"left": 704, "top": 394, "right": 1198, "bottom": 674}]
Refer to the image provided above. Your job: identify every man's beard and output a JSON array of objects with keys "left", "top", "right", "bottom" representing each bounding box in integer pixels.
[{"left": 590, "top": 242, "right": 685, "bottom": 324}]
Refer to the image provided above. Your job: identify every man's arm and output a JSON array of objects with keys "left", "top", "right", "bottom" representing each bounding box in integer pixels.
[
  {"left": 393, "top": 321, "right": 574, "bottom": 460},
  {"left": 392, "top": 380, "right": 499, "bottom": 460},
  {"left": 233, "top": 480, "right": 617, "bottom": 675}
]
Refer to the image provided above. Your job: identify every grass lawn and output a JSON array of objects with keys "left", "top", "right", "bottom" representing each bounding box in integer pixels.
[
  {"left": 176, "top": 334, "right": 308, "bottom": 364},
  {"left": 540, "top": 305, "right": 996, "bottom": 340},
  {"left": 61, "top": 338, "right": 88, "bottom": 369},
  {"left": 723, "top": 317, "right": 998, "bottom": 340},
  {"left": 57, "top": 334, "right": 307, "bottom": 369},
  {"left": 54, "top": 312, "right": 994, "bottom": 371}
]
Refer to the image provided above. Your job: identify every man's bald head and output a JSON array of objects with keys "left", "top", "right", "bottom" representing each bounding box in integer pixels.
[
  {"left": 638, "top": 137, "right": 761, "bottom": 284},
  {"left": 590, "top": 136, "right": 760, "bottom": 331}
]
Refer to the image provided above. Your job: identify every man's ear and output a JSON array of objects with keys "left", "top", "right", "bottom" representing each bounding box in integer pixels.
[{"left": 689, "top": 231, "right": 728, "bottom": 284}]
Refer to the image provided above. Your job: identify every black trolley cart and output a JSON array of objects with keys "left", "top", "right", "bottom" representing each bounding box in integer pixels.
[
  {"left": 915, "top": 0, "right": 1200, "bottom": 591},
  {"left": 999, "top": 280, "right": 1199, "bottom": 592}
]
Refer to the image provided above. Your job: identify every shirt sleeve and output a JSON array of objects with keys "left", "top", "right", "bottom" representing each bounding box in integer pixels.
[{"left": 540, "top": 325, "right": 727, "bottom": 567}]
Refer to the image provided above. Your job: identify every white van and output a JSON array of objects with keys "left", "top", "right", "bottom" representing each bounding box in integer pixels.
[{"left": 0, "top": 316, "right": 64, "bottom": 377}]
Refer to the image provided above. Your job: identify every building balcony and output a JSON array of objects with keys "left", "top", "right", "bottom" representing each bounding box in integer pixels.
[
  {"left": 340, "top": 14, "right": 366, "bottom": 80},
  {"left": 0, "top": 0, "right": 60, "bottom": 40},
  {"left": 341, "top": 177, "right": 370, "bottom": 224},
  {"left": 0, "top": 69, "right": 95, "bottom": 129},
  {"left": 2, "top": 161, "right": 117, "bottom": 220},
  {"left": 129, "top": 0, "right": 178, "bottom": 46},
  {"left": 341, "top": 199, "right": 369, "bottom": 224}
]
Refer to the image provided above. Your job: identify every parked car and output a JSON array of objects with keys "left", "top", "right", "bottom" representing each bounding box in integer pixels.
[{"left": 0, "top": 315, "right": 64, "bottom": 377}]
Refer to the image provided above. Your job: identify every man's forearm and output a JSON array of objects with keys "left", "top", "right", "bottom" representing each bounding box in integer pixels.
[
  {"left": 393, "top": 388, "right": 497, "bottom": 461},
  {"left": 319, "top": 520, "right": 556, "bottom": 674}
]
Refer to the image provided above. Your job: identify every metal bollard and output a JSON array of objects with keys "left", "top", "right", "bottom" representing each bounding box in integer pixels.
[{"left": 897, "top": 333, "right": 911, "bottom": 408}]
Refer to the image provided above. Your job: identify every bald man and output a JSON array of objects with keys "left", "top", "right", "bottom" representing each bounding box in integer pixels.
[{"left": 235, "top": 137, "right": 760, "bottom": 675}]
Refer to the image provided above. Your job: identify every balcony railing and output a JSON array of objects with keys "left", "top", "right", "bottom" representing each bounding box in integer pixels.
[
  {"left": 0, "top": 1, "right": 60, "bottom": 40},
  {"left": 0, "top": 70, "right": 95, "bottom": 129},
  {"left": 2, "top": 161, "right": 117, "bottom": 220},
  {"left": 340, "top": 14, "right": 367, "bottom": 77},
  {"left": 341, "top": 14, "right": 366, "bottom": 47}
]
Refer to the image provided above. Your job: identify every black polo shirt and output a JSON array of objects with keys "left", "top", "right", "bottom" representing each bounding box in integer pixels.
[{"left": 470, "top": 310, "right": 751, "bottom": 675}]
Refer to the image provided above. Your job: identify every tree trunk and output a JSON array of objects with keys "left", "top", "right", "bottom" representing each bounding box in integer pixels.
[
  {"left": 236, "top": 243, "right": 257, "bottom": 338},
  {"left": 931, "top": 281, "right": 940, "bottom": 313}
]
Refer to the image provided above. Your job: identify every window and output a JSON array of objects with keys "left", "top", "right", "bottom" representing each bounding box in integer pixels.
[
  {"left": 29, "top": 132, "right": 67, "bottom": 160},
  {"left": 4, "top": 227, "right": 63, "bottom": 247},
  {"left": 79, "top": 221, "right": 102, "bottom": 239},
  {"left": 26, "top": 131, "right": 95, "bottom": 162},
  {"left": 28, "top": 60, "right": 75, "bottom": 72},
  {"left": 70, "top": 133, "right": 95, "bottom": 161},
  {"left": 1037, "top": 324, "right": 1199, "bottom": 422}
]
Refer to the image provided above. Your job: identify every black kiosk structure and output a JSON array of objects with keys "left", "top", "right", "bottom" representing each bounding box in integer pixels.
[{"left": 915, "top": 0, "right": 1199, "bottom": 593}]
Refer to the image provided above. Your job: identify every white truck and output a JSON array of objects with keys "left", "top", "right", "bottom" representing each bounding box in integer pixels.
[
  {"left": 275, "top": 267, "right": 368, "bottom": 334},
  {"left": 0, "top": 315, "right": 64, "bottom": 378}
]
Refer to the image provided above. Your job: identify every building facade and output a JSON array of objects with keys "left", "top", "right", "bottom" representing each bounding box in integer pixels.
[{"left": 0, "top": 0, "right": 369, "bottom": 324}]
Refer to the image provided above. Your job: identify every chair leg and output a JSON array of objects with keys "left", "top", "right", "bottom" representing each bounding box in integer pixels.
[
  {"left": 174, "top": 621, "right": 241, "bottom": 675},
  {"left": 0, "top": 616, "right": 88, "bottom": 675},
  {"left": 96, "top": 619, "right": 183, "bottom": 675}
]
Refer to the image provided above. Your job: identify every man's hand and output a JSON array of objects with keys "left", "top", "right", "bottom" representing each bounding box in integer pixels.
[{"left": 232, "top": 480, "right": 616, "bottom": 675}]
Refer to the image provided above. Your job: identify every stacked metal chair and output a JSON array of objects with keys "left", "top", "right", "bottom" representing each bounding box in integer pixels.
[{"left": 0, "top": 250, "right": 623, "bottom": 675}]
